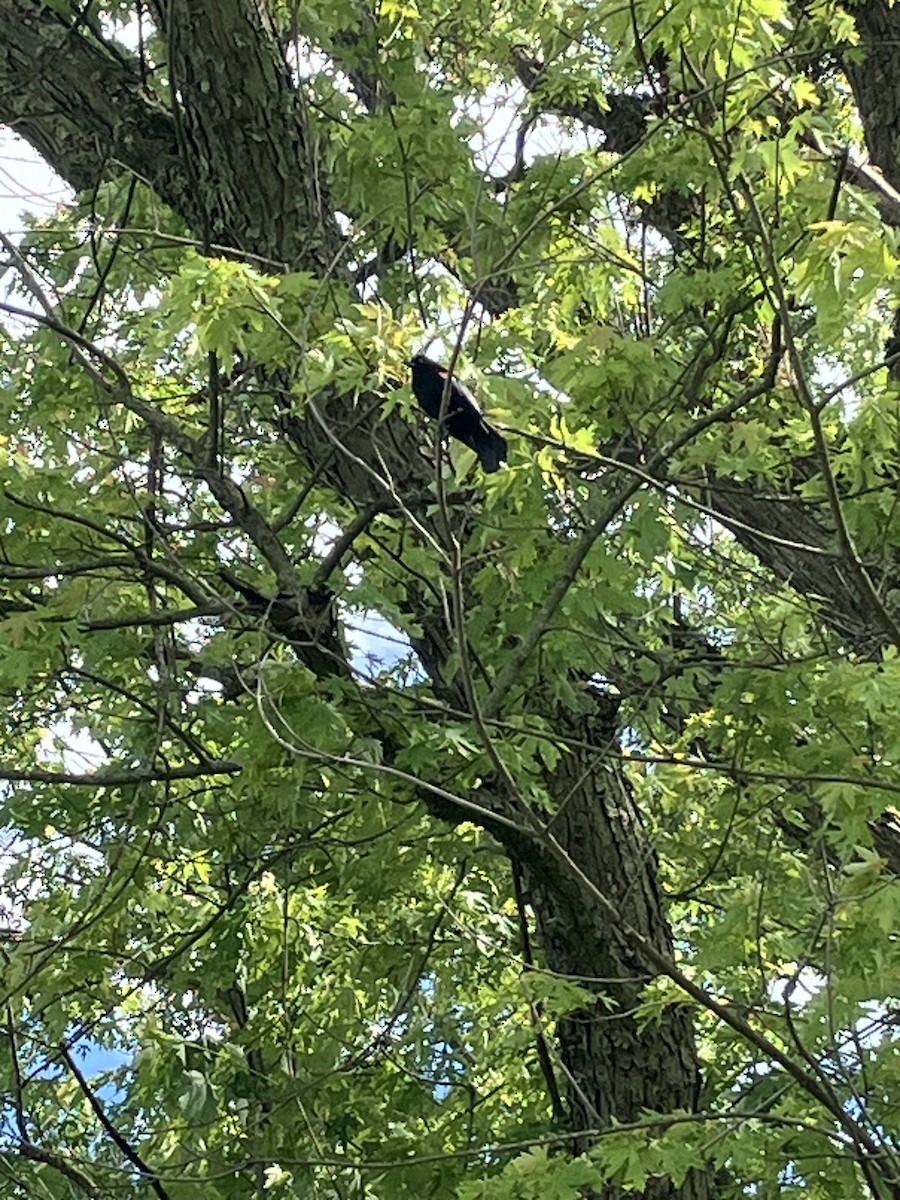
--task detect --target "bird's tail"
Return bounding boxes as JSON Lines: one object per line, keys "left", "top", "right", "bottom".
{"left": 477, "top": 429, "right": 508, "bottom": 474}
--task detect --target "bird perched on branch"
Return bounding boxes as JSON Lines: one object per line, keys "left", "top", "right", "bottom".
{"left": 409, "top": 353, "right": 508, "bottom": 473}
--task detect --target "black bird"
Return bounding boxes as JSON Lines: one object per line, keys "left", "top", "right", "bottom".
{"left": 409, "top": 353, "right": 508, "bottom": 473}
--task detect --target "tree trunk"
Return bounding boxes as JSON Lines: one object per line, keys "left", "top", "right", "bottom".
{"left": 526, "top": 714, "right": 709, "bottom": 1199}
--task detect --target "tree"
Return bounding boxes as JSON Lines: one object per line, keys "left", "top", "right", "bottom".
{"left": 0, "top": 0, "right": 899, "bottom": 1196}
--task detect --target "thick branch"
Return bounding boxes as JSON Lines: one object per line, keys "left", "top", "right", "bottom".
{"left": 842, "top": 0, "right": 900, "bottom": 193}
{"left": 0, "top": 0, "right": 188, "bottom": 207}
{"left": 145, "top": 0, "right": 343, "bottom": 269}
{"left": 510, "top": 48, "right": 651, "bottom": 153}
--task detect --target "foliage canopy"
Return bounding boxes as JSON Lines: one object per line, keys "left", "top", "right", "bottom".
{"left": 2, "top": 0, "right": 900, "bottom": 1198}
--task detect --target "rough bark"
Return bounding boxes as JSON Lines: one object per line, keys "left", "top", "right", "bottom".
{"left": 698, "top": 471, "right": 898, "bottom": 655}
{"left": 841, "top": 0, "right": 900, "bottom": 194}
{"left": 0, "top": 1, "right": 188, "bottom": 212}
{"left": 408, "top": 611, "right": 708, "bottom": 1194}
{"left": 144, "top": 0, "right": 342, "bottom": 269}
{"left": 528, "top": 716, "right": 708, "bottom": 1200}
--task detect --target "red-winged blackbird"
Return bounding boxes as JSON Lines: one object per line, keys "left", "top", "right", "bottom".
{"left": 409, "top": 353, "right": 508, "bottom": 473}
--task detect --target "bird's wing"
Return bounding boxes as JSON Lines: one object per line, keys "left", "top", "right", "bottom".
{"left": 436, "top": 366, "right": 484, "bottom": 415}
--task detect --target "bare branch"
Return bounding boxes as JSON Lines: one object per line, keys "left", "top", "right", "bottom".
{"left": 60, "top": 1042, "right": 171, "bottom": 1200}
{"left": 0, "top": 763, "right": 240, "bottom": 785}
